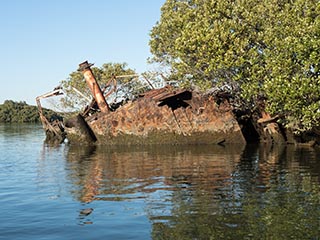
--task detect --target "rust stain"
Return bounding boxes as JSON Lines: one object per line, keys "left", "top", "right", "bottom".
{"left": 78, "top": 61, "right": 110, "bottom": 113}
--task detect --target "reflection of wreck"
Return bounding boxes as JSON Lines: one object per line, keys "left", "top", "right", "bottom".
{"left": 37, "top": 60, "right": 287, "bottom": 145}
{"left": 66, "top": 144, "right": 245, "bottom": 203}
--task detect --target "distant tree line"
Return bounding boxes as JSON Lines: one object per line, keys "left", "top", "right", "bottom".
{"left": 0, "top": 100, "right": 58, "bottom": 123}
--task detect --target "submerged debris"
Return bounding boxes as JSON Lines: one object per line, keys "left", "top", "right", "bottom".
{"left": 80, "top": 208, "right": 93, "bottom": 216}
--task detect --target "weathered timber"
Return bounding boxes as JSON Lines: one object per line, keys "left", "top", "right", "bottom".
{"left": 251, "top": 111, "right": 285, "bottom": 145}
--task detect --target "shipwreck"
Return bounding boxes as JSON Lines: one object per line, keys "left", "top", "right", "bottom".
{"left": 37, "top": 61, "right": 293, "bottom": 146}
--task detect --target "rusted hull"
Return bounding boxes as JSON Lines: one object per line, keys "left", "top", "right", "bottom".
{"left": 65, "top": 91, "right": 246, "bottom": 145}
{"left": 37, "top": 61, "right": 297, "bottom": 146}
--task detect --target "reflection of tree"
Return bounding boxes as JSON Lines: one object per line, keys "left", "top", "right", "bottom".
{"left": 64, "top": 143, "right": 319, "bottom": 239}
{"left": 242, "top": 145, "right": 320, "bottom": 239}
{"left": 152, "top": 184, "right": 319, "bottom": 240}
{"left": 244, "top": 184, "right": 319, "bottom": 239}
{"left": 285, "top": 145, "right": 320, "bottom": 184}
{"left": 151, "top": 144, "right": 320, "bottom": 240}
{"left": 152, "top": 188, "right": 248, "bottom": 240}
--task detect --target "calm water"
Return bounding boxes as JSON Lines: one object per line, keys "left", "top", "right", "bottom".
{"left": 0, "top": 124, "right": 319, "bottom": 240}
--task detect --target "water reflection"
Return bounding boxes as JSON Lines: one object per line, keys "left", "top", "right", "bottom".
{"left": 148, "top": 144, "right": 319, "bottom": 239}
{"left": 65, "top": 144, "right": 245, "bottom": 204}
{"left": 40, "top": 142, "right": 319, "bottom": 239}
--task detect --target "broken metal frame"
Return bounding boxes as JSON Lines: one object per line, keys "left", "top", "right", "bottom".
{"left": 36, "top": 88, "right": 64, "bottom": 140}
{"left": 81, "top": 72, "right": 152, "bottom": 116}
{"left": 37, "top": 60, "right": 181, "bottom": 144}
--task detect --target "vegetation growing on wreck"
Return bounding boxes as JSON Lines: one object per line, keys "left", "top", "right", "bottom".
{"left": 59, "top": 62, "right": 150, "bottom": 111}
{"left": 37, "top": 0, "right": 320, "bottom": 146}
{"left": 149, "top": 0, "right": 320, "bottom": 133}
{"left": 0, "top": 100, "right": 61, "bottom": 123}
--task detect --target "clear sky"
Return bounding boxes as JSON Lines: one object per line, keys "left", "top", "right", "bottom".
{"left": 1, "top": 0, "right": 165, "bottom": 106}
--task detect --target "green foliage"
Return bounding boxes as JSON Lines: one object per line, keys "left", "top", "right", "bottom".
{"left": 150, "top": 0, "right": 320, "bottom": 131}
{"left": 262, "top": 0, "right": 320, "bottom": 132}
{"left": 60, "top": 63, "right": 148, "bottom": 110}
{"left": 0, "top": 100, "right": 56, "bottom": 123}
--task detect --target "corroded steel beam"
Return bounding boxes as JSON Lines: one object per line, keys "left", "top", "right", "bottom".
{"left": 78, "top": 61, "right": 110, "bottom": 113}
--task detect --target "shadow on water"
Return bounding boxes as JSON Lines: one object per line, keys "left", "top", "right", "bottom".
{"left": 59, "top": 143, "right": 320, "bottom": 239}
{"left": 65, "top": 144, "right": 245, "bottom": 203}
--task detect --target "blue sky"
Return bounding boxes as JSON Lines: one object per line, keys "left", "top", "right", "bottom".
{"left": 1, "top": 0, "right": 165, "bottom": 105}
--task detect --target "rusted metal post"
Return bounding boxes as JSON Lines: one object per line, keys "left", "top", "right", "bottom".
{"left": 78, "top": 61, "right": 110, "bottom": 113}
